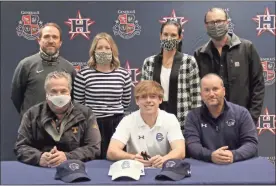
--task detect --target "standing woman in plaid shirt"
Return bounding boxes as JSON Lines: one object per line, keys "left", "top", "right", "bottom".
{"left": 141, "top": 20, "right": 202, "bottom": 131}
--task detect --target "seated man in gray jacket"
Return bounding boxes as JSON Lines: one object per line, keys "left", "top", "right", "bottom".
{"left": 14, "top": 71, "right": 101, "bottom": 167}
{"left": 184, "top": 73, "right": 258, "bottom": 164}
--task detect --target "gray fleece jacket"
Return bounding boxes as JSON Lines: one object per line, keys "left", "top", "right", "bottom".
{"left": 11, "top": 52, "right": 76, "bottom": 117}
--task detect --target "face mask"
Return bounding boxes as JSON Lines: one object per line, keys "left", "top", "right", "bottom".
{"left": 160, "top": 38, "right": 179, "bottom": 51}
{"left": 207, "top": 23, "right": 228, "bottom": 41}
{"left": 39, "top": 48, "right": 59, "bottom": 62}
{"left": 95, "top": 52, "right": 113, "bottom": 65}
{"left": 47, "top": 95, "right": 71, "bottom": 108}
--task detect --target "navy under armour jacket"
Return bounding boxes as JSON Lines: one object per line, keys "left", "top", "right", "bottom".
{"left": 183, "top": 100, "right": 258, "bottom": 162}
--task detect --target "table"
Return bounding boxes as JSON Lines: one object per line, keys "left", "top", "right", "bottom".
{"left": 1, "top": 157, "right": 275, "bottom": 185}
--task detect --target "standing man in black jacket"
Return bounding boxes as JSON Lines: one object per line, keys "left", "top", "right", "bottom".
{"left": 194, "top": 8, "right": 265, "bottom": 124}
{"left": 11, "top": 22, "right": 76, "bottom": 118}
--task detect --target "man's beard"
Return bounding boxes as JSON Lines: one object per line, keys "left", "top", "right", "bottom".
{"left": 42, "top": 47, "right": 58, "bottom": 56}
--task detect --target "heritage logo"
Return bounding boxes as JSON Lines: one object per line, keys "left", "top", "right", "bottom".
{"left": 261, "top": 57, "right": 275, "bottom": 86}
{"left": 113, "top": 10, "right": 141, "bottom": 39}
{"left": 71, "top": 62, "right": 87, "bottom": 72}
{"left": 16, "top": 11, "right": 43, "bottom": 40}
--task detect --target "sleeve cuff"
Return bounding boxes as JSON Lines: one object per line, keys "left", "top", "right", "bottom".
{"left": 64, "top": 152, "right": 73, "bottom": 160}
{"left": 204, "top": 151, "right": 213, "bottom": 162}
{"left": 111, "top": 137, "right": 127, "bottom": 145}
{"left": 231, "top": 150, "right": 237, "bottom": 162}
{"left": 36, "top": 151, "right": 43, "bottom": 166}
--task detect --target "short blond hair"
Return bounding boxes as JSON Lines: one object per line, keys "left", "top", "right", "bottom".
{"left": 135, "top": 80, "right": 164, "bottom": 99}
{"left": 87, "top": 32, "right": 120, "bottom": 69}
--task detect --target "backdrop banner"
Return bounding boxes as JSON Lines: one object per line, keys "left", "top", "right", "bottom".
{"left": 1, "top": 1, "right": 275, "bottom": 164}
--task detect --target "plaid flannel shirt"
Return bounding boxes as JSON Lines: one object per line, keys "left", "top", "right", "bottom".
{"left": 141, "top": 53, "right": 202, "bottom": 129}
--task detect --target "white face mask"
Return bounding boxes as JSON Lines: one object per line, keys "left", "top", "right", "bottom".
{"left": 47, "top": 95, "right": 71, "bottom": 107}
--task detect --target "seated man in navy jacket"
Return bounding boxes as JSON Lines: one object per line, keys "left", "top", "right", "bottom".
{"left": 184, "top": 73, "right": 258, "bottom": 164}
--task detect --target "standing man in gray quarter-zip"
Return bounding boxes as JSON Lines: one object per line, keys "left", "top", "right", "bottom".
{"left": 11, "top": 23, "right": 76, "bottom": 118}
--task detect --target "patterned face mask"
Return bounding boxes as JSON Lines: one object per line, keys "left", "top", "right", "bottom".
{"left": 160, "top": 38, "right": 179, "bottom": 51}
{"left": 94, "top": 52, "right": 113, "bottom": 65}
{"left": 39, "top": 48, "right": 59, "bottom": 62}
{"left": 207, "top": 23, "right": 228, "bottom": 41}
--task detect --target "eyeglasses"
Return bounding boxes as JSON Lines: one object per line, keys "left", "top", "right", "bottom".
{"left": 205, "top": 20, "right": 227, "bottom": 26}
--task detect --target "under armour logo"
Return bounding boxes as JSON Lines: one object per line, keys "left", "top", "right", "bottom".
{"left": 138, "top": 135, "right": 144, "bottom": 139}
{"left": 201, "top": 123, "right": 207, "bottom": 128}
{"left": 187, "top": 170, "right": 191, "bottom": 175}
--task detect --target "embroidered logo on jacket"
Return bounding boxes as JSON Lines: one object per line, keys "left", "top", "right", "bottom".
{"left": 226, "top": 119, "right": 235, "bottom": 127}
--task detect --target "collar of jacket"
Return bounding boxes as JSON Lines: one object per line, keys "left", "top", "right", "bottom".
{"left": 199, "top": 33, "right": 242, "bottom": 55}
{"left": 153, "top": 51, "right": 183, "bottom": 116}
{"left": 39, "top": 101, "right": 85, "bottom": 129}
{"left": 200, "top": 98, "right": 231, "bottom": 120}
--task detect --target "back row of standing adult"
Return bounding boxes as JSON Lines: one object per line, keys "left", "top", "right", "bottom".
{"left": 73, "top": 33, "right": 132, "bottom": 159}
{"left": 194, "top": 8, "right": 264, "bottom": 124}
{"left": 142, "top": 7, "right": 264, "bottom": 127}
{"left": 11, "top": 23, "right": 131, "bottom": 159}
